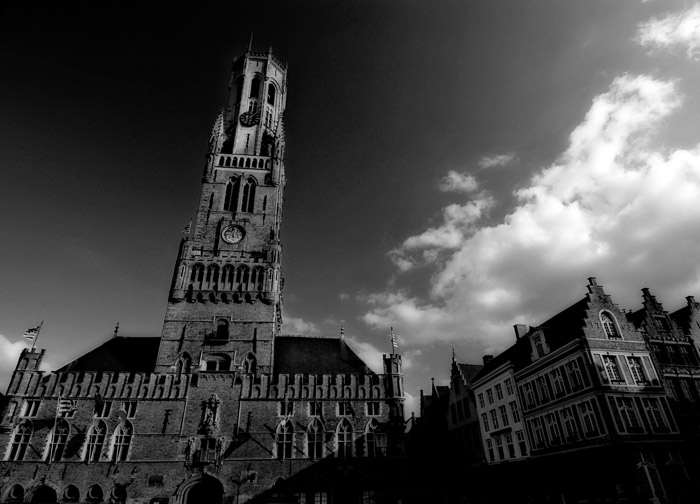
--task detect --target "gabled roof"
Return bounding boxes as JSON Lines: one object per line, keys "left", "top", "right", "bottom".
{"left": 57, "top": 337, "right": 160, "bottom": 373}
{"left": 274, "top": 336, "right": 375, "bottom": 376}
{"left": 455, "top": 362, "right": 483, "bottom": 385}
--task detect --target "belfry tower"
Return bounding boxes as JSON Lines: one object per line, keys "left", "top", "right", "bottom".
{"left": 155, "top": 48, "right": 288, "bottom": 374}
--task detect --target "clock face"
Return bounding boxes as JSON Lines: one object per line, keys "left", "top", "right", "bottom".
{"left": 239, "top": 111, "right": 260, "bottom": 127}
{"left": 221, "top": 225, "right": 244, "bottom": 244}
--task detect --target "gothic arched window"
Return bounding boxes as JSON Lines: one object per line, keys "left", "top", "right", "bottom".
{"left": 8, "top": 420, "right": 32, "bottom": 460}
{"left": 250, "top": 77, "right": 261, "bottom": 98}
{"left": 86, "top": 484, "right": 104, "bottom": 503}
{"left": 222, "top": 265, "right": 235, "bottom": 290}
{"left": 177, "top": 353, "right": 192, "bottom": 376}
{"left": 276, "top": 421, "right": 294, "bottom": 460}
{"left": 6, "top": 484, "right": 24, "bottom": 502}
{"left": 205, "top": 264, "right": 219, "bottom": 290}
{"left": 242, "top": 354, "right": 257, "bottom": 374}
{"left": 235, "top": 265, "right": 250, "bottom": 290}
{"left": 63, "top": 485, "right": 80, "bottom": 503}
{"left": 601, "top": 312, "right": 621, "bottom": 339}
{"left": 241, "top": 178, "right": 256, "bottom": 213}
{"left": 267, "top": 83, "right": 276, "bottom": 105}
{"left": 307, "top": 420, "right": 324, "bottom": 460}
{"left": 336, "top": 420, "right": 353, "bottom": 458}
{"left": 112, "top": 422, "right": 132, "bottom": 462}
{"left": 224, "top": 179, "right": 240, "bottom": 212}
{"left": 190, "top": 264, "right": 204, "bottom": 288}
{"left": 251, "top": 266, "right": 265, "bottom": 292}
{"left": 47, "top": 419, "right": 70, "bottom": 461}
{"left": 85, "top": 420, "right": 106, "bottom": 462}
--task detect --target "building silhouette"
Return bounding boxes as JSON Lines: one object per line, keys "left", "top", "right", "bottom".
{"left": 0, "top": 48, "right": 406, "bottom": 504}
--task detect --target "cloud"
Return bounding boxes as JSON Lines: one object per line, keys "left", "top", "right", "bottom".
{"left": 365, "top": 74, "right": 700, "bottom": 358}
{"left": 346, "top": 336, "right": 384, "bottom": 374}
{"left": 438, "top": 171, "right": 478, "bottom": 193}
{"left": 338, "top": 293, "right": 350, "bottom": 301}
{"left": 636, "top": 4, "right": 700, "bottom": 60}
{"left": 281, "top": 315, "right": 320, "bottom": 335}
{"left": 478, "top": 153, "right": 517, "bottom": 169}
{"left": 0, "top": 335, "right": 29, "bottom": 393}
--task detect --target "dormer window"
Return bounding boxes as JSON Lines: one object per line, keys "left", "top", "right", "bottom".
{"left": 601, "top": 312, "right": 621, "bottom": 339}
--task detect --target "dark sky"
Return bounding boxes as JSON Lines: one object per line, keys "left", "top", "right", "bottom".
{"left": 3, "top": 1, "right": 700, "bottom": 412}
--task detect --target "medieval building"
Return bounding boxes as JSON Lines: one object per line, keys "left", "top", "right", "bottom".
{"left": 0, "top": 48, "right": 405, "bottom": 504}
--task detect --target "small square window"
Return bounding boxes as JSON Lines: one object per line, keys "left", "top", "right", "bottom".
{"left": 366, "top": 401, "right": 380, "bottom": 416}
{"left": 308, "top": 401, "right": 322, "bottom": 417}
{"left": 338, "top": 401, "right": 354, "bottom": 417}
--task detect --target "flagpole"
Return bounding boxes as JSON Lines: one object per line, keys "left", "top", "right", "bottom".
{"left": 31, "top": 321, "right": 44, "bottom": 351}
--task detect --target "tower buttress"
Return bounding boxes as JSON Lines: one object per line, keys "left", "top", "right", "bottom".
{"left": 156, "top": 49, "right": 288, "bottom": 374}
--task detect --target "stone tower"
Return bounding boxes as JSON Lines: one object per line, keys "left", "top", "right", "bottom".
{"left": 155, "top": 48, "right": 288, "bottom": 375}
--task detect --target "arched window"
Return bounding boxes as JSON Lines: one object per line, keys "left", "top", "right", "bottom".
{"left": 267, "top": 83, "right": 276, "bottom": 105}
{"left": 307, "top": 420, "right": 324, "bottom": 460}
{"left": 110, "top": 485, "right": 127, "bottom": 504}
{"left": 112, "top": 422, "right": 132, "bottom": 462}
{"left": 276, "top": 421, "right": 294, "bottom": 460}
{"left": 63, "top": 485, "right": 80, "bottom": 503}
{"left": 241, "top": 178, "right": 256, "bottom": 213}
{"left": 242, "top": 354, "right": 257, "bottom": 374}
{"left": 224, "top": 179, "right": 240, "bottom": 212}
{"left": 601, "top": 312, "right": 621, "bottom": 339}
{"left": 6, "top": 484, "right": 24, "bottom": 503}
{"left": 86, "top": 484, "right": 104, "bottom": 503}
{"left": 365, "top": 420, "right": 378, "bottom": 458}
{"left": 46, "top": 419, "right": 69, "bottom": 461}
{"left": 250, "top": 77, "right": 260, "bottom": 98}
{"left": 251, "top": 266, "right": 265, "bottom": 292}
{"left": 177, "top": 354, "right": 192, "bottom": 376}
{"left": 8, "top": 420, "right": 32, "bottom": 460}
{"left": 85, "top": 420, "right": 106, "bottom": 462}
{"left": 221, "top": 265, "right": 235, "bottom": 290}
{"left": 190, "top": 264, "right": 204, "bottom": 288}
{"left": 216, "top": 319, "right": 229, "bottom": 340}
{"left": 235, "top": 265, "right": 250, "bottom": 290}
{"left": 336, "top": 420, "right": 353, "bottom": 458}
{"left": 205, "top": 264, "right": 219, "bottom": 290}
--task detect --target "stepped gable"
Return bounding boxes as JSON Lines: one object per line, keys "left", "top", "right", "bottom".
{"left": 56, "top": 336, "right": 160, "bottom": 372}
{"left": 274, "top": 335, "right": 375, "bottom": 376}
{"left": 456, "top": 362, "right": 483, "bottom": 384}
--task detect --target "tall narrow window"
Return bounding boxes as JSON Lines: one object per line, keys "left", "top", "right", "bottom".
{"left": 509, "top": 401, "right": 520, "bottom": 423}
{"left": 216, "top": 319, "right": 229, "bottom": 340}
{"left": 190, "top": 264, "right": 204, "bottom": 289}
{"left": 8, "top": 420, "right": 32, "bottom": 460}
{"left": 177, "top": 354, "right": 192, "bottom": 376}
{"left": 224, "top": 180, "right": 240, "bottom": 212}
{"left": 365, "top": 420, "right": 378, "bottom": 457}
{"left": 307, "top": 420, "right": 324, "bottom": 460}
{"left": 242, "top": 354, "right": 257, "bottom": 374}
{"left": 85, "top": 420, "right": 106, "bottom": 462}
{"left": 579, "top": 401, "right": 600, "bottom": 437}
{"left": 222, "top": 265, "right": 235, "bottom": 290}
{"left": 267, "top": 83, "right": 276, "bottom": 105}
{"left": 643, "top": 398, "right": 669, "bottom": 433}
{"left": 603, "top": 355, "right": 623, "bottom": 382}
{"left": 205, "top": 265, "right": 219, "bottom": 290}
{"left": 336, "top": 420, "right": 353, "bottom": 458}
{"left": 250, "top": 77, "right": 261, "bottom": 98}
{"left": 252, "top": 266, "right": 265, "bottom": 292}
{"left": 47, "top": 419, "right": 70, "bottom": 461}
{"left": 627, "top": 357, "right": 647, "bottom": 384}
{"left": 601, "top": 312, "right": 621, "bottom": 339}
{"left": 276, "top": 421, "right": 294, "bottom": 460}
{"left": 241, "top": 179, "right": 256, "bottom": 213}
{"left": 235, "top": 265, "right": 250, "bottom": 290}
{"left": 112, "top": 421, "right": 133, "bottom": 461}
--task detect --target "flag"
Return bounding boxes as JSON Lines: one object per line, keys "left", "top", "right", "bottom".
{"left": 391, "top": 327, "right": 398, "bottom": 349}
{"left": 58, "top": 399, "right": 77, "bottom": 415}
{"left": 23, "top": 326, "right": 40, "bottom": 341}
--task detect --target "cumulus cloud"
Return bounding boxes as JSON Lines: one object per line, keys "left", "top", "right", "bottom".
{"left": 478, "top": 153, "right": 517, "bottom": 169}
{"left": 365, "top": 74, "right": 700, "bottom": 356}
{"left": 438, "top": 171, "right": 479, "bottom": 193}
{"left": 346, "top": 336, "right": 384, "bottom": 374}
{"left": 281, "top": 315, "right": 320, "bottom": 335}
{"left": 0, "top": 335, "right": 29, "bottom": 392}
{"left": 636, "top": 4, "right": 700, "bottom": 60}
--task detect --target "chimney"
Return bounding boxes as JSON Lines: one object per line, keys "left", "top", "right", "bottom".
{"left": 482, "top": 355, "right": 494, "bottom": 365}
{"left": 513, "top": 324, "right": 530, "bottom": 341}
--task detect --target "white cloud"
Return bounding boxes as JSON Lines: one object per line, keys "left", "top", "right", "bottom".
{"left": 404, "top": 391, "right": 419, "bottom": 418}
{"left": 281, "top": 315, "right": 320, "bottom": 335}
{"left": 365, "top": 74, "right": 700, "bottom": 358}
{"left": 0, "top": 335, "right": 30, "bottom": 393}
{"left": 346, "top": 336, "right": 384, "bottom": 374}
{"left": 478, "top": 153, "right": 517, "bottom": 169}
{"left": 438, "top": 171, "right": 478, "bottom": 193}
{"left": 637, "top": 4, "right": 700, "bottom": 60}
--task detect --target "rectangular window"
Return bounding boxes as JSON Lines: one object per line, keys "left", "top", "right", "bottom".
{"left": 505, "top": 433, "right": 515, "bottom": 458}
{"left": 366, "top": 401, "right": 380, "bottom": 416}
{"left": 545, "top": 413, "right": 561, "bottom": 445}
{"left": 478, "top": 392, "right": 485, "bottom": 408}
{"left": 642, "top": 398, "right": 669, "bottom": 433}
{"left": 627, "top": 357, "right": 647, "bottom": 385}
{"left": 551, "top": 368, "right": 565, "bottom": 396}
{"left": 578, "top": 401, "right": 600, "bottom": 437}
{"left": 495, "top": 436, "right": 504, "bottom": 460}
{"left": 309, "top": 401, "right": 323, "bottom": 417}
{"left": 486, "top": 439, "right": 494, "bottom": 462}
{"left": 536, "top": 376, "right": 550, "bottom": 403}
{"left": 516, "top": 430, "right": 527, "bottom": 456}
{"left": 505, "top": 378, "right": 514, "bottom": 396}
{"left": 566, "top": 360, "right": 584, "bottom": 390}
{"left": 486, "top": 389, "right": 494, "bottom": 405}
{"left": 616, "top": 397, "right": 643, "bottom": 433}
{"left": 22, "top": 400, "right": 41, "bottom": 417}
{"left": 532, "top": 417, "right": 546, "bottom": 449}
{"left": 122, "top": 401, "right": 138, "bottom": 419}
{"left": 603, "top": 355, "right": 623, "bottom": 383}
{"left": 490, "top": 409, "right": 499, "bottom": 430}
{"left": 561, "top": 407, "right": 579, "bottom": 442}
{"left": 481, "top": 413, "right": 489, "bottom": 432}
{"left": 495, "top": 384, "right": 503, "bottom": 401}
{"left": 95, "top": 400, "right": 112, "bottom": 418}
{"left": 523, "top": 382, "right": 536, "bottom": 408}
{"left": 499, "top": 405, "right": 509, "bottom": 427}
{"left": 279, "top": 400, "right": 295, "bottom": 417}
{"left": 337, "top": 401, "right": 353, "bottom": 417}
{"left": 509, "top": 401, "right": 520, "bottom": 423}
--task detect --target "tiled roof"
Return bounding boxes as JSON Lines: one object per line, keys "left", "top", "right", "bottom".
{"left": 57, "top": 337, "right": 161, "bottom": 373}
{"left": 274, "top": 336, "right": 375, "bottom": 376}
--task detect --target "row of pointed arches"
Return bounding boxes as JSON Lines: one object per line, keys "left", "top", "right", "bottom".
{"left": 223, "top": 177, "right": 256, "bottom": 213}
{"left": 176, "top": 352, "right": 257, "bottom": 374}
{"left": 3, "top": 483, "right": 124, "bottom": 503}
{"left": 5, "top": 419, "right": 132, "bottom": 463}
{"left": 275, "top": 419, "right": 386, "bottom": 460}
{"left": 187, "top": 263, "right": 273, "bottom": 293}
{"left": 217, "top": 156, "right": 270, "bottom": 170}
